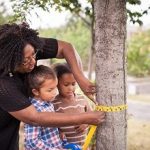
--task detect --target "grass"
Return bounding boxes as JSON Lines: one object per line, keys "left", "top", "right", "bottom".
{"left": 128, "top": 119, "right": 150, "bottom": 150}
{"left": 127, "top": 94, "right": 150, "bottom": 149}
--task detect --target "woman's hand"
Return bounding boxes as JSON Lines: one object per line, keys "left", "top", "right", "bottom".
{"left": 77, "top": 77, "right": 97, "bottom": 104}
{"left": 85, "top": 111, "right": 105, "bottom": 125}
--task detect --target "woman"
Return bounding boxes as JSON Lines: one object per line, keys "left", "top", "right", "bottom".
{"left": 0, "top": 23, "right": 104, "bottom": 150}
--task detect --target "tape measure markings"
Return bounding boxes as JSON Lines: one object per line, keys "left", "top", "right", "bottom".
{"left": 82, "top": 104, "right": 127, "bottom": 150}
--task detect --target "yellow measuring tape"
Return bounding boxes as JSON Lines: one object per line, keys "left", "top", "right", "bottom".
{"left": 82, "top": 104, "right": 127, "bottom": 150}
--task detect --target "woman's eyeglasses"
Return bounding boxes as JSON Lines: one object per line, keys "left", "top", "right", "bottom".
{"left": 22, "top": 50, "right": 39, "bottom": 66}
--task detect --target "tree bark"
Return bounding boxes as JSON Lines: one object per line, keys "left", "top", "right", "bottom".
{"left": 94, "top": 0, "right": 127, "bottom": 150}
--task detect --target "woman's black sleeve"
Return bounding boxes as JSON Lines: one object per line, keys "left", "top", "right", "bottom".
{"left": 37, "top": 37, "right": 58, "bottom": 60}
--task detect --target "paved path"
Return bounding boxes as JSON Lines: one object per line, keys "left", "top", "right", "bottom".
{"left": 128, "top": 100, "right": 150, "bottom": 121}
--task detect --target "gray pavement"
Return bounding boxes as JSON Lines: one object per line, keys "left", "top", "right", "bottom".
{"left": 127, "top": 100, "right": 150, "bottom": 121}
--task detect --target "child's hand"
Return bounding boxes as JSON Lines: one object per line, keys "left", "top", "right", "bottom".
{"left": 74, "top": 124, "right": 89, "bottom": 133}
{"left": 59, "top": 132, "right": 66, "bottom": 140}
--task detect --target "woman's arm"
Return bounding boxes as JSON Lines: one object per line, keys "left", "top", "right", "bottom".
{"left": 56, "top": 40, "right": 96, "bottom": 102}
{"left": 9, "top": 105, "right": 105, "bottom": 127}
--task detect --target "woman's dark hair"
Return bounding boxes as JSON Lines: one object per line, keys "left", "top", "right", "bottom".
{"left": 53, "top": 63, "right": 72, "bottom": 79}
{"left": 0, "top": 22, "right": 42, "bottom": 76}
{"left": 27, "top": 65, "right": 57, "bottom": 97}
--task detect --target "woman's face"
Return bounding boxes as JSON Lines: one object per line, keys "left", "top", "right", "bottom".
{"left": 16, "top": 44, "right": 37, "bottom": 73}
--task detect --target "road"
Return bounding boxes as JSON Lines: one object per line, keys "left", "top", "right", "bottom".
{"left": 128, "top": 100, "right": 150, "bottom": 121}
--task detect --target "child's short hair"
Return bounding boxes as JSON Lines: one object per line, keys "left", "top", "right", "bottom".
{"left": 53, "top": 63, "right": 72, "bottom": 79}
{"left": 27, "top": 65, "right": 56, "bottom": 97}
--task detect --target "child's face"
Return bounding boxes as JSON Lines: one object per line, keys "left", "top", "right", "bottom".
{"left": 33, "top": 78, "right": 58, "bottom": 101}
{"left": 58, "top": 73, "right": 76, "bottom": 98}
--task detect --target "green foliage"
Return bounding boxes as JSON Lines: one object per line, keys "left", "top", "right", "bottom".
{"left": 127, "top": 0, "right": 150, "bottom": 25}
{"left": 127, "top": 30, "right": 150, "bottom": 77}
{"left": 10, "top": 0, "right": 150, "bottom": 26}
{"left": 39, "top": 19, "right": 91, "bottom": 69}
{"left": 127, "top": 9, "right": 150, "bottom": 26}
{"left": 0, "top": 2, "right": 12, "bottom": 24}
{"left": 127, "top": 0, "right": 141, "bottom": 5}
{"left": 10, "top": 0, "right": 92, "bottom": 27}
{"left": 10, "top": 0, "right": 51, "bottom": 22}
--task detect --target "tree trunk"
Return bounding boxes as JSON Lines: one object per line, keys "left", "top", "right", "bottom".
{"left": 94, "top": 0, "right": 127, "bottom": 150}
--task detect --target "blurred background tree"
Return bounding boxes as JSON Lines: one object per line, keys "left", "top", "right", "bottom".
{"left": 1, "top": 0, "right": 150, "bottom": 78}
{"left": 39, "top": 18, "right": 91, "bottom": 70}
{"left": 127, "top": 29, "right": 150, "bottom": 77}
{"left": 9, "top": 0, "right": 150, "bottom": 79}
{"left": 0, "top": 2, "right": 12, "bottom": 24}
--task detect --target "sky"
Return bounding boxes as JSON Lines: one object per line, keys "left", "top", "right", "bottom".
{"left": 26, "top": 0, "right": 90, "bottom": 29}
{"left": 28, "top": 0, "right": 150, "bottom": 29}
{"left": 127, "top": 0, "right": 150, "bottom": 28}
{"left": 27, "top": 8, "right": 71, "bottom": 29}
{"left": 1, "top": 0, "right": 150, "bottom": 29}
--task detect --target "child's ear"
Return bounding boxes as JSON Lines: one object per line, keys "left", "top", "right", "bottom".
{"left": 32, "top": 89, "right": 39, "bottom": 96}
